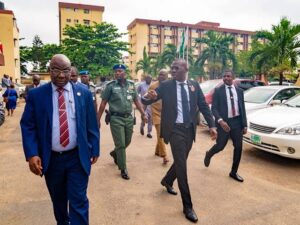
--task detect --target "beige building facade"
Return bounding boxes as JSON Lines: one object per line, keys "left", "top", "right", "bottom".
{"left": 59, "top": 2, "right": 104, "bottom": 42}
{"left": 128, "top": 19, "right": 256, "bottom": 80}
{"left": 0, "top": 9, "right": 20, "bottom": 83}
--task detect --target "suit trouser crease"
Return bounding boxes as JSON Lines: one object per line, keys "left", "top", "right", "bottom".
{"left": 110, "top": 116, "right": 134, "bottom": 170}
{"left": 45, "top": 150, "right": 89, "bottom": 225}
{"left": 208, "top": 118, "right": 243, "bottom": 173}
{"left": 154, "top": 124, "right": 167, "bottom": 157}
{"left": 163, "top": 125, "right": 194, "bottom": 209}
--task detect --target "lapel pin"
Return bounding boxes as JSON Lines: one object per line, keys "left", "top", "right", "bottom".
{"left": 190, "top": 85, "right": 195, "bottom": 92}
{"left": 77, "top": 92, "right": 81, "bottom": 96}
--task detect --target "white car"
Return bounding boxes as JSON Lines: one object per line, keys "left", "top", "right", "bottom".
{"left": 14, "top": 83, "right": 26, "bottom": 98}
{"left": 268, "top": 81, "right": 294, "bottom": 86}
{"left": 243, "top": 94, "right": 300, "bottom": 159}
{"left": 244, "top": 86, "right": 300, "bottom": 114}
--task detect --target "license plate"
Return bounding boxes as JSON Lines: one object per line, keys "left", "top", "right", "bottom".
{"left": 250, "top": 134, "right": 261, "bottom": 144}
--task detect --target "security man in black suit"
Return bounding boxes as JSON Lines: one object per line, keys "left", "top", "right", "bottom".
{"left": 204, "top": 70, "right": 247, "bottom": 182}
{"left": 143, "top": 59, "right": 217, "bottom": 223}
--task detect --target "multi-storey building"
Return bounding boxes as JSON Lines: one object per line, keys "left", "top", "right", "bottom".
{"left": 0, "top": 2, "right": 20, "bottom": 83}
{"left": 59, "top": 2, "right": 104, "bottom": 42}
{"left": 128, "top": 19, "right": 256, "bottom": 80}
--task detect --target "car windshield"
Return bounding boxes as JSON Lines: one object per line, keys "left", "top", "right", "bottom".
{"left": 284, "top": 95, "right": 300, "bottom": 107}
{"left": 200, "top": 80, "right": 221, "bottom": 94}
{"left": 244, "top": 88, "right": 277, "bottom": 103}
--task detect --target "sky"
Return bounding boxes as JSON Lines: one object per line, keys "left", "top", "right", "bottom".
{"left": 4, "top": 0, "right": 300, "bottom": 46}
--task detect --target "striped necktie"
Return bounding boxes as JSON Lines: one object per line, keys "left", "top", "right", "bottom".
{"left": 57, "top": 88, "right": 69, "bottom": 147}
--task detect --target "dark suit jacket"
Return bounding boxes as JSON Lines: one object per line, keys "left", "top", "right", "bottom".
{"left": 142, "top": 79, "right": 215, "bottom": 144}
{"left": 24, "top": 84, "right": 35, "bottom": 101}
{"left": 212, "top": 84, "right": 247, "bottom": 128}
{"left": 20, "top": 82, "right": 100, "bottom": 175}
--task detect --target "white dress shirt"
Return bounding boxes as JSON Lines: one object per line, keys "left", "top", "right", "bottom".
{"left": 51, "top": 82, "right": 77, "bottom": 151}
{"left": 225, "top": 84, "right": 240, "bottom": 118}
{"left": 175, "top": 80, "right": 190, "bottom": 123}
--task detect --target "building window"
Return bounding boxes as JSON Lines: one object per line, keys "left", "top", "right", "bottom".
{"left": 150, "top": 34, "right": 158, "bottom": 38}
{"left": 150, "top": 43, "right": 159, "bottom": 47}
{"left": 164, "top": 36, "right": 172, "bottom": 39}
{"left": 66, "top": 7, "right": 72, "bottom": 11}
{"left": 164, "top": 26, "right": 171, "bottom": 31}
{"left": 14, "top": 38, "right": 18, "bottom": 47}
{"left": 66, "top": 19, "right": 71, "bottom": 23}
{"left": 150, "top": 25, "right": 158, "bottom": 29}
{"left": 84, "top": 9, "right": 90, "bottom": 14}
{"left": 74, "top": 19, "right": 79, "bottom": 23}
{"left": 83, "top": 20, "right": 90, "bottom": 25}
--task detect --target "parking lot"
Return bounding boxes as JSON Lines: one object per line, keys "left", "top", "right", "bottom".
{"left": 0, "top": 102, "right": 299, "bottom": 225}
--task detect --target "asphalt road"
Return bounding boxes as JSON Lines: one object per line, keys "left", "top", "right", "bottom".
{"left": 0, "top": 101, "right": 299, "bottom": 225}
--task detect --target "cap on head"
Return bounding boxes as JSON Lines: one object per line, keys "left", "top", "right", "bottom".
{"left": 113, "top": 64, "right": 126, "bottom": 70}
{"left": 79, "top": 70, "right": 89, "bottom": 75}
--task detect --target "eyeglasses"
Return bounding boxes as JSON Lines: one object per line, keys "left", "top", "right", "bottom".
{"left": 50, "top": 69, "right": 71, "bottom": 76}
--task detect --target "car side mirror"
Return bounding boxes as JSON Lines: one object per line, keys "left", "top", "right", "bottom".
{"left": 270, "top": 100, "right": 281, "bottom": 106}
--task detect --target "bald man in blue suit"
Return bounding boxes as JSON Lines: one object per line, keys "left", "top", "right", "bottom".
{"left": 20, "top": 54, "right": 100, "bottom": 225}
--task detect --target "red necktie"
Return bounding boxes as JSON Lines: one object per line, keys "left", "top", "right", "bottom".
{"left": 57, "top": 88, "right": 69, "bottom": 147}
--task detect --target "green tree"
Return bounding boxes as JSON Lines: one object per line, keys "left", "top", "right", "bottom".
{"left": 135, "top": 46, "right": 152, "bottom": 75}
{"left": 62, "top": 22, "right": 128, "bottom": 78}
{"left": 150, "top": 54, "right": 166, "bottom": 77}
{"left": 251, "top": 17, "right": 300, "bottom": 84}
{"left": 236, "top": 50, "right": 254, "bottom": 78}
{"left": 249, "top": 40, "right": 276, "bottom": 78}
{"left": 161, "top": 44, "right": 178, "bottom": 66}
{"left": 31, "top": 35, "right": 45, "bottom": 71}
{"left": 188, "top": 58, "right": 206, "bottom": 80}
{"left": 20, "top": 36, "right": 61, "bottom": 73}
{"left": 195, "top": 31, "right": 236, "bottom": 79}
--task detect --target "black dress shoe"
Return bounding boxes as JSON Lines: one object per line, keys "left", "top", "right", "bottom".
{"left": 204, "top": 151, "right": 211, "bottom": 167}
{"left": 110, "top": 151, "right": 117, "bottom": 165}
{"left": 121, "top": 169, "right": 130, "bottom": 180}
{"left": 140, "top": 128, "right": 144, "bottom": 135}
{"left": 161, "top": 180, "right": 177, "bottom": 195}
{"left": 229, "top": 172, "right": 244, "bottom": 182}
{"left": 183, "top": 208, "right": 198, "bottom": 223}
{"left": 146, "top": 133, "right": 152, "bottom": 138}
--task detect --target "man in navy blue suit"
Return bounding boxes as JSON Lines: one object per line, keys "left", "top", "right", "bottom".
{"left": 20, "top": 54, "right": 100, "bottom": 225}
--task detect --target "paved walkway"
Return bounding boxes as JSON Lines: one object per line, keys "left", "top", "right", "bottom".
{"left": 0, "top": 102, "right": 299, "bottom": 225}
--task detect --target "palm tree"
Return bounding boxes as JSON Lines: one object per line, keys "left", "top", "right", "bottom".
{"left": 150, "top": 54, "right": 166, "bottom": 77}
{"left": 195, "top": 31, "right": 236, "bottom": 79}
{"left": 161, "top": 44, "right": 178, "bottom": 67}
{"left": 249, "top": 40, "right": 276, "bottom": 79}
{"left": 135, "top": 46, "right": 152, "bottom": 75}
{"left": 251, "top": 17, "right": 300, "bottom": 84}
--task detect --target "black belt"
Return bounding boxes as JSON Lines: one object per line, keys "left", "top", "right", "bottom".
{"left": 111, "top": 112, "right": 132, "bottom": 118}
{"left": 175, "top": 123, "right": 192, "bottom": 128}
{"left": 52, "top": 146, "right": 78, "bottom": 155}
{"left": 228, "top": 116, "right": 241, "bottom": 120}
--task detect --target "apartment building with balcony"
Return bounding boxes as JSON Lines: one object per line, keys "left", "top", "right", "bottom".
{"left": 128, "top": 19, "right": 256, "bottom": 80}
{"left": 0, "top": 2, "right": 20, "bottom": 83}
{"left": 59, "top": 2, "right": 104, "bottom": 42}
